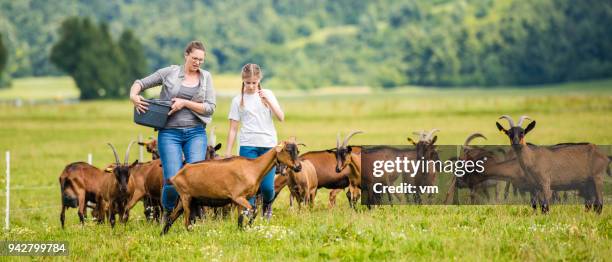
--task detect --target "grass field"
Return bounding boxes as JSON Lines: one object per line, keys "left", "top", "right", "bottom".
{"left": 0, "top": 77, "right": 610, "bottom": 260}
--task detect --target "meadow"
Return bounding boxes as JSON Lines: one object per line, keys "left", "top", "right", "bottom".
{"left": 0, "top": 77, "right": 610, "bottom": 260}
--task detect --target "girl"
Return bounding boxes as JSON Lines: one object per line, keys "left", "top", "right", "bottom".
{"left": 129, "top": 41, "right": 216, "bottom": 215}
{"left": 225, "top": 63, "right": 284, "bottom": 220}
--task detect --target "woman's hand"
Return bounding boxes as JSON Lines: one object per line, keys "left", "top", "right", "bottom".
{"left": 130, "top": 94, "right": 149, "bottom": 114}
{"left": 168, "top": 98, "right": 187, "bottom": 115}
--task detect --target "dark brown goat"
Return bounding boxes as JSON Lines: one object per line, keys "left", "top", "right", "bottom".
{"left": 59, "top": 162, "right": 106, "bottom": 228}
{"left": 162, "top": 140, "right": 302, "bottom": 234}
{"left": 497, "top": 115, "right": 608, "bottom": 213}
{"left": 99, "top": 142, "right": 136, "bottom": 227}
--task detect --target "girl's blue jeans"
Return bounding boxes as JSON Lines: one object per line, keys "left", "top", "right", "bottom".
{"left": 158, "top": 125, "right": 207, "bottom": 211}
{"left": 239, "top": 146, "right": 276, "bottom": 207}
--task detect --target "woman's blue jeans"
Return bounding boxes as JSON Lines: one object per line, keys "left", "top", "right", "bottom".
{"left": 239, "top": 146, "right": 276, "bottom": 207}
{"left": 158, "top": 125, "right": 207, "bottom": 211}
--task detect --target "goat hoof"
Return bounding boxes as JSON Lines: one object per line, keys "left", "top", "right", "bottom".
{"left": 161, "top": 222, "right": 172, "bottom": 235}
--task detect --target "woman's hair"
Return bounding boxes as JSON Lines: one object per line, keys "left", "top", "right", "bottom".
{"left": 240, "top": 63, "right": 264, "bottom": 108}
{"left": 184, "top": 41, "right": 206, "bottom": 55}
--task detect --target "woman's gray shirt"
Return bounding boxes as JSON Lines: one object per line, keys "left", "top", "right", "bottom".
{"left": 165, "top": 84, "right": 200, "bottom": 128}
{"left": 135, "top": 65, "right": 216, "bottom": 125}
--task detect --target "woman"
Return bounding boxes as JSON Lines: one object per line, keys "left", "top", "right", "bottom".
{"left": 225, "top": 63, "right": 284, "bottom": 221}
{"left": 129, "top": 41, "right": 216, "bottom": 215}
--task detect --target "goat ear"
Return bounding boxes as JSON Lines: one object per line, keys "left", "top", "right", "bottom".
{"left": 130, "top": 160, "right": 139, "bottom": 167}
{"left": 496, "top": 122, "right": 507, "bottom": 133}
{"left": 524, "top": 121, "right": 536, "bottom": 135}
{"left": 104, "top": 167, "right": 113, "bottom": 173}
{"left": 137, "top": 142, "right": 145, "bottom": 146}
{"left": 214, "top": 143, "right": 222, "bottom": 151}
{"left": 347, "top": 146, "right": 352, "bottom": 153}
{"left": 431, "top": 136, "right": 437, "bottom": 145}
{"left": 407, "top": 137, "right": 417, "bottom": 145}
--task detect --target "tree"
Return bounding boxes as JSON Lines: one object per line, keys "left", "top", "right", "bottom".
{"left": 118, "top": 30, "right": 147, "bottom": 85}
{"left": 0, "top": 34, "right": 7, "bottom": 86}
{"left": 50, "top": 17, "right": 133, "bottom": 100}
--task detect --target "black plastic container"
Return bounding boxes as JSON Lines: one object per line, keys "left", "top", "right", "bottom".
{"left": 133, "top": 99, "right": 172, "bottom": 129}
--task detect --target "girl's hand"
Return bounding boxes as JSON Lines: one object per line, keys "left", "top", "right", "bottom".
{"left": 131, "top": 94, "right": 149, "bottom": 114}
{"left": 258, "top": 90, "right": 269, "bottom": 104}
{"left": 168, "top": 98, "right": 187, "bottom": 115}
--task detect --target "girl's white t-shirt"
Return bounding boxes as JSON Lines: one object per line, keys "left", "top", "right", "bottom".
{"left": 228, "top": 89, "right": 280, "bottom": 147}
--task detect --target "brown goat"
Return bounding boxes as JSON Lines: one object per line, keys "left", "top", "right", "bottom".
{"left": 161, "top": 140, "right": 302, "bottom": 234}
{"left": 406, "top": 129, "right": 439, "bottom": 204}
{"left": 99, "top": 142, "right": 136, "bottom": 227}
{"left": 59, "top": 162, "right": 106, "bottom": 228}
{"left": 115, "top": 159, "right": 163, "bottom": 222}
{"left": 333, "top": 130, "right": 363, "bottom": 208}
{"left": 294, "top": 150, "right": 354, "bottom": 208}
{"left": 449, "top": 133, "right": 504, "bottom": 204}
{"left": 138, "top": 138, "right": 159, "bottom": 160}
{"left": 284, "top": 159, "right": 318, "bottom": 208}
{"left": 497, "top": 115, "right": 608, "bottom": 213}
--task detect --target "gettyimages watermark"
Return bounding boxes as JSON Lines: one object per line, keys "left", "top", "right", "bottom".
{"left": 359, "top": 145, "right": 612, "bottom": 205}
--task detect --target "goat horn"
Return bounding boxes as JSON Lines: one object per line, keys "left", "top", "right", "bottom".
{"left": 124, "top": 140, "right": 135, "bottom": 165}
{"left": 342, "top": 130, "right": 363, "bottom": 148}
{"left": 463, "top": 133, "right": 487, "bottom": 147}
{"left": 336, "top": 132, "right": 341, "bottom": 149}
{"left": 412, "top": 130, "right": 425, "bottom": 141}
{"left": 425, "top": 128, "right": 440, "bottom": 141}
{"left": 107, "top": 143, "right": 120, "bottom": 166}
{"left": 498, "top": 115, "right": 515, "bottom": 127}
{"left": 517, "top": 115, "right": 531, "bottom": 127}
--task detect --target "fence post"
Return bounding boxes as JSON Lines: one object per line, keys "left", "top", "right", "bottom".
{"left": 138, "top": 134, "right": 143, "bottom": 162}
{"left": 87, "top": 153, "right": 93, "bottom": 165}
{"left": 5, "top": 151, "right": 10, "bottom": 231}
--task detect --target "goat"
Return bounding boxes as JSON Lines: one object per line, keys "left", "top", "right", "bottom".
{"left": 59, "top": 162, "right": 106, "bottom": 228}
{"left": 283, "top": 159, "right": 318, "bottom": 209}
{"left": 333, "top": 130, "right": 363, "bottom": 208}
{"left": 161, "top": 139, "right": 302, "bottom": 234}
{"left": 406, "top": 129, "right": 439, "bottom": 204}
{"left": 497, "top": 115, "right": 608, "bottom": 213}
{"left": 206, "top": 126, "right": 223, "bottom": 160}
{"left": 115, "top": 159, "right": 163, "bottom": 223}
{"left": 138, "top": 137, "right": 159, "bottom": 160}
{"left": 99, "top": 142, "right": 136, "bottom": 227}
{"left": 297, "top": 149, "right": 355, "bottom": 208}
{"left": 359, "top": 146, "right": 411, "bottom": 206}
{"left": 450, "top": 133, "right": 504, "bottom": 204}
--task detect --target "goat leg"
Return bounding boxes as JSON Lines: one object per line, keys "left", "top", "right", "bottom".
{"left": 124, "top": 190, "right": 145, "bottom": 222}
{"left": 77, "top": 192, "right": 86, "bottom": 225}
{"left": 328, "top": 189, "right": 340, "bottom": 208}
{"left": 60, "top": 205, "right": 66, "bottom": 229}
{"left": 180, "top": 195, "right": 193, "bottom": 231}
{"left": 161, "top": 200, "right": 184, "bottom": 235}
{"left": 109, "top": 203, "right": 116, "bottom": 228}
{"left": 232, "top": 197, "right": 253, "bottom": 229}
{"left": 593, "top": 177, "right": 604, "bottom": 214}
{"left": 541, "top": 186, "right": 552, "bottom": 214}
